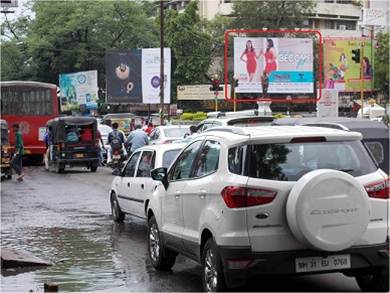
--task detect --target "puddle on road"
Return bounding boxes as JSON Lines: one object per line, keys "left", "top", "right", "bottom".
{"left": 1, "top": 216, "right": 202, "bottom": 292}
{"left": 1, "top": 218, "right": 127, "bottom": 292}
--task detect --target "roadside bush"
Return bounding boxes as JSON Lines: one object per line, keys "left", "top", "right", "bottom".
{"left": 180, "top": 112, "right": 207, "bottom": 121}
{"left": 180, "top": 113, "right": 194, "bottom": 120}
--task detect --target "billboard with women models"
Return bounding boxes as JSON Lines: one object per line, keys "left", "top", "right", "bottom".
{"left": 234, "top": 37, "right": 313, "bottom": 93}
{"left": 323, "top": 38, "right": 373, "bottom": 91}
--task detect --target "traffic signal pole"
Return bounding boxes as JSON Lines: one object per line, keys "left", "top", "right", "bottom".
{"left": 360, "top": 41, "right": 364, "bottom": 118}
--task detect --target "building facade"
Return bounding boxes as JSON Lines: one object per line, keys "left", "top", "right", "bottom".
{"left": 163, "top": 0, "right": 389, "bottom": 36}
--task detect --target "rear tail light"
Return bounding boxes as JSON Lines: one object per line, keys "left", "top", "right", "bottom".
{"left": 365, "top": 180, "right": 389, "bottom": 199}
{"left": 221, "top": 186, "right": 277, "bottom": 208}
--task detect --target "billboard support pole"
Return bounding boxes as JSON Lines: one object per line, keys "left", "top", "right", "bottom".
{"left": 159, "top": 0, "right": 164, "bottom": 125}
{"left": 360, "top": 41, "right": 364, "bottom": 117}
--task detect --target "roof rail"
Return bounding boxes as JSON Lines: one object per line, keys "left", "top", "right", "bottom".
{"left": 204, "top": 126, "right": 249, "bottom": 136}
{"left": 302, "top": 122, "right": 350, "bottom": 131}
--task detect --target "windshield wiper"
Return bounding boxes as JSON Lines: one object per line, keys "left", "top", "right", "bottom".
{"left": 338, "top": 168, "right": 354, "bottom": 173}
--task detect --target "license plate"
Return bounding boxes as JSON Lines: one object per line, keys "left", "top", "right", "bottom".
{"left": 295, "top": 254, "right": 350, "bottom": 273}
{"left": 75, "top": 153, "right": 84, "bottom": 158}
{"left": 113, "top": 155, "right": 120, "bottom": 159}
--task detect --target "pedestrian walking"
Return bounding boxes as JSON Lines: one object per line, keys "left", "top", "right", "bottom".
{"left": 125, "top": 124, "right": 149, "bottom": 154}
{"left": 11, "top": 123, "right": 25, "bottom": 181}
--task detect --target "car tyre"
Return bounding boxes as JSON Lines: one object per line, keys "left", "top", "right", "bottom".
{"left": 56, "top": 163, "right": 64, "bottom": 173}
{"left": 147, "top": 215, "right": 176, "bottom": 271}
{"left": 90, "top": 165, "right": 98, "bottom": 172}
{"left": 111, "top": 193, "right": 124, "bottom": 223}
{"left": 355, "top": 268, "right": 389, "bottom": 292}
{"left": 201, "top": 238, "right": 226, "bottom": 292}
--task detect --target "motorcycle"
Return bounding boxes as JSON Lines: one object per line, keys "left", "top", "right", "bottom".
{"left": 110, "top": 148, "right": 125, "bottom": 174}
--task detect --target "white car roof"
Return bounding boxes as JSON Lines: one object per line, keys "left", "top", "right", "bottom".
{"left": 134, "top": 143, "right": 186, "bottom": 153}
{"left": 157, "top": 125, "right": 190, "bottom": 129}
{"left": 201, "top": 126, "right": 363, "bottom": 145}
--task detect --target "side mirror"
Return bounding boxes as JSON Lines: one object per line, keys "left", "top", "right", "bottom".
{"left": 112, "top": 168, "right": 122, "bottom": 176}
{"left": 151, "top": 167, "right": 169, "bottom": 190}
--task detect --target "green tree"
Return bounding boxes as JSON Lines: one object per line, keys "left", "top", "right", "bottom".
{"left": 374, "top": 32, "right": 389, "bottom": 95}
{"left": 164, "top": 1, "right": 213, "bottom": 87}
{"left": 232, "top": 0, "right": 314, "bottom": 30}
{"left": 1, "top": 1, "right": 159, "bottom": 88}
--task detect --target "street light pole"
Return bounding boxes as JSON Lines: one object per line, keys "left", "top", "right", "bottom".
{"left": 160, "top": 0, "right": 165, "bottom": 125}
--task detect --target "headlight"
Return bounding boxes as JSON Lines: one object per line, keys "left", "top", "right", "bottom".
{"left": 61, "top": 153, "right": 66, "bottom": 157}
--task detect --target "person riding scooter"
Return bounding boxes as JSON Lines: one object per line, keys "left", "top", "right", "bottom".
{"left": 107, "top": 123, "right": 126, "bottom": 171}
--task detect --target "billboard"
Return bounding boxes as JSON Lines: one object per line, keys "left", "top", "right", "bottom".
{"left": 59, "top": 70, "right": 98, "bottom": 111}
{"left": 323, "top": 38, "right": 373, "bottom": 92}
{"left": 106, "top": 48, "right": 171, "bottom": 104}
{"left": 234, "top": 37, "right": 314, "bottom": 94}
{"left": 363, "top": 8, "right": 387, "bottom": 26}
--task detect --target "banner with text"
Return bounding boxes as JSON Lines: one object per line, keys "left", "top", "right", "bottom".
{"left": 59, "top": 70, "right": 98, "bottom": 111}
{"left": 234, "top": 37, "right": 314, "bottom": 94}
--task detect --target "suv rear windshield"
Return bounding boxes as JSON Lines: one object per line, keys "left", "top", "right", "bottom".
{"left": 229, "top": 141, "right": 377, "bottom": 181}
{"left": 227, "top": 117, "right": 273, "bottom": 127}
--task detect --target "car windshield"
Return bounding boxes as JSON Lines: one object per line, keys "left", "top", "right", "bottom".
{"left": 162, "top": 149, "right": 181, "bottom": 168}
{"left": 237, "top": 140, "right": 377, "bottom": 181}
{"left": 164, "top": 127, "right": 189, "bottom": 138}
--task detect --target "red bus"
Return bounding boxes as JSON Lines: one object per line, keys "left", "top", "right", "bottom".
{"left": 1, "top": 81, "right": 59, "bottom": 162}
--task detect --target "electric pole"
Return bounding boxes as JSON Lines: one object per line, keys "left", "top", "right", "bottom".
{"left": 160, "top": 0, "right": 164, "bottom": 125}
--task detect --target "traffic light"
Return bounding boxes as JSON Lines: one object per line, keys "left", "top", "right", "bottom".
{"left": 210, "top": 78, "right": 222, "bottom": 92}
{"left": 351, "top": 49, "right": 360, "bottom": 63}
{"left": 233, "top": 78, "right": 239, "bottom": 88}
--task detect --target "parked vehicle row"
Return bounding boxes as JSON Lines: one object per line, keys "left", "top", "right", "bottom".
{"left": 109, "top": 121, "right": 389, "bottom": 292}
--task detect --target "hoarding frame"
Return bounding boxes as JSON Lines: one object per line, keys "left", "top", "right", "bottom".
{"left": 224, "top": 29, "right": 323, "bottom": 103}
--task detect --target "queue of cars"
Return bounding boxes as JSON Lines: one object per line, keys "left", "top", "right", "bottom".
{"left": 109, "top": 112, "right": 389, "bottom": 292}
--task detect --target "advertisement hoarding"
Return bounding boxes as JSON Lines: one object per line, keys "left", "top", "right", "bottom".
{"left": 234, "top": 37, "right": 314, "bottom": 94}
{"left": 142, "top": 48, "right": 171, "bottom": 104}
{"left": 363, "top": 8, "right": 387, "bottom": 26}
{"left": 323, "top": 38, "right": 373, "bottom": 92}
{"left": 59, "top": 70, "right": 98, "bottom": 111}
{"left": 106, "top": 48, "right": 171, "bottom": 104}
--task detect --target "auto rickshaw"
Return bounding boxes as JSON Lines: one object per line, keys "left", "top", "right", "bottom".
{"left": 46, "top": 117, "right": 100, "bottom": 173}
{"left": 1, "top": 119, "right": 12, "bottom": 179}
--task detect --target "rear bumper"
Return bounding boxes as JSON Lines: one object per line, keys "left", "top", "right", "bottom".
{"left": 57, "top": 158, "right": 99, "bottom": 165}
{"left": 219, "top": 242, "right": 389, "bottom": 288}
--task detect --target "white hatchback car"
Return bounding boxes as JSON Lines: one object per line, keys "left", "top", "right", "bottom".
{"left": 110, "top": 143, "right": 184, "bottom": 221}
{"left": 146, "top": 126, "right": 389, "bottom": 292}
{"left": 149, "top": 125, "right": 190, "bottom": 145}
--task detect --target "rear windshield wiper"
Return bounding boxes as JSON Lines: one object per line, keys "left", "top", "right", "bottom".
{"left": 338, "top": 168, "right": 354, "bottom": 173}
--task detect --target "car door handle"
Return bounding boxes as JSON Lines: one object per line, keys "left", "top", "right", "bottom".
{"left": 141, "top": 184, "right": 144, "bottom": 189}
{"left": 127, "top": 182, "right": 130, "bottom": 188}
{"left": 199, "top": 190, "right": 207, "bottom": 199}
{"left": 174, "top": 191, "right": 181, "bottom": 199}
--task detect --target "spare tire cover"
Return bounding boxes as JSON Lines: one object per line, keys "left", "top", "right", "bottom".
{"left": 286, "top": 169, "right": 370, "bottom": 251}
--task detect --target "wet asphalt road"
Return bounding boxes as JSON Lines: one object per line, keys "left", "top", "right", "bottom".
{"left": 1, "top": 166, "right": 361, "bottom": 292}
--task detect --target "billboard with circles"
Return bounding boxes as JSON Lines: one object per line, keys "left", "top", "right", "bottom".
{"left": 106, "top": 48, "right": 171, "bottom": 104}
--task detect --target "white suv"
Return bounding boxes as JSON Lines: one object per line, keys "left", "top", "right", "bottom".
{"left": 146, "top": 126, "right": 389, "bottom": 292}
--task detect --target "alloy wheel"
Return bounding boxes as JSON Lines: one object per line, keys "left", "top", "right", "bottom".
{"left": 149, "top": 223, "right": 160, "bottom": 262}
{"left": 204, "top": 248, "right": 218, "bottom": 292}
